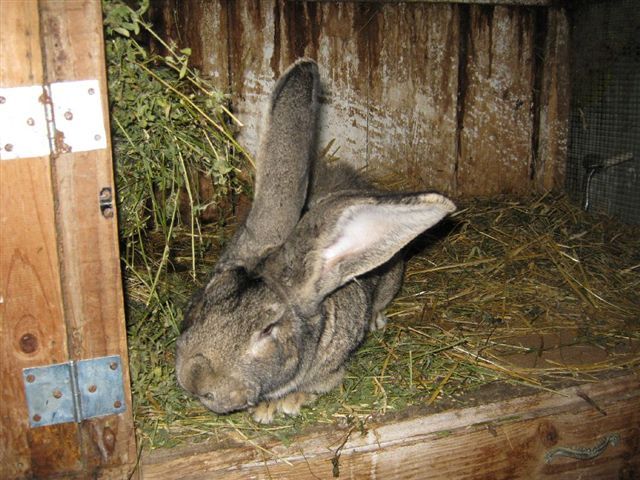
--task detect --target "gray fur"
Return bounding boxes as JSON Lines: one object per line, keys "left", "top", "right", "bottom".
{"left": 175, "top": 59, "right": 456, "bottom": 423}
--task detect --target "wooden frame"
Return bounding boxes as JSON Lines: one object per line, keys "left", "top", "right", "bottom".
{"left": 141, "top": 374, "right": 639, "bottom": 479}
{"left": 0, "top": 1, "right": 136, "bottom": 478}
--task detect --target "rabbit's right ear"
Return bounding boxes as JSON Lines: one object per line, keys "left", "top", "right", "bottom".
{"left": 220, "top": 59, "right": 320, "bottom": 271}
{"left": 269, "top": 192, "right": 456, "bottom": 313}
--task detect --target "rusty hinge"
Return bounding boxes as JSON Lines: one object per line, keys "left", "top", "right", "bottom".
{"left": 22, "top": 355, "right": 127, "bottom": 428}
{"left": 0, "top": 79, "right": 107, "bottom": 160}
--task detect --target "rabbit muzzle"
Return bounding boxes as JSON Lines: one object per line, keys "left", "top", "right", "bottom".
{"left": 176, "top": 352, "right": 259, "bottom": 414}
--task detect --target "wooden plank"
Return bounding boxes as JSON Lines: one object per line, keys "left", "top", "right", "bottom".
{"left": 533, "top": 7, "right": 569, "bottom": 192}
{"left": 0, "top": 1, "right": 81, "bottom": 478}
{"left": 150, "top": 0, "right": 229, "bottom": 90}
{"left": 228, "top": 0, "right": 460, "bottom": 188}
{"left": 37, "top": 1, "right": 137, "bottom": 478}
{"left": 366, "top": 2, "right": 460, "bottom": 193}
{"left": 141, "top": 374, "right": 640, "bottom": 479}
{"left": 456, "top": 5, "right": 536, "bottom": 196}
{"left": 154, "top": 1, "right": 569, "bottom": 196}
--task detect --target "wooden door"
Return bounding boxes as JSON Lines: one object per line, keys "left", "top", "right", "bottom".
{"left": 0, "top": 1, "right": 136, "bottom": 478}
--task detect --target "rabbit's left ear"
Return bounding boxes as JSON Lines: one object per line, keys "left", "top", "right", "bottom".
{"left": 220, "top": 59, "right": 320, "bottom": 271}
{"left": 291, "top": 193, "right": 456, "bottom": 305}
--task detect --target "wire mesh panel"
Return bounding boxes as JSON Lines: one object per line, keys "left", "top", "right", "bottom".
{"left": 566, "top": 0, "right": 640, "bottom": 223}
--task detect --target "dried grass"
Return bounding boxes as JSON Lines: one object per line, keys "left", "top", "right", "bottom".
{"left": 129, "top": 191, "right": 640, "bottom": 451}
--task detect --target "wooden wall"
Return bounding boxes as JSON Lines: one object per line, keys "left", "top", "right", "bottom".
{"left": 152, "top": 0, "right": 570, "bottom": 196}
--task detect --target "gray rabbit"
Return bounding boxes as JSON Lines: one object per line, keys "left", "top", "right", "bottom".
{"left": 175, "top": 59, "right": 456, "bottom": 423}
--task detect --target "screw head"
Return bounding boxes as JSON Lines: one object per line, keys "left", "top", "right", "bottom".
{"left": 0, "top": 96, "right": 6, "bottom": 104}
{"left": 32, "top": 414, "right": 42, "bottom": 422}
{"left": 113, "top": 400, "right": 122, "bottom": 409}
{"left": 52, "top": 389, "right": 63, "bottom": 399}
{"left": 26, "top": 374, "right": 36, "bottom": 383}
{"left": 94, "top": 134, "right": 102, "bottom": 141}
{"left": 64, "top": 110, "right": 73, "bottom": 120}
{"left": 26, "top": 117, "right": 35, "bottom": 126}
{"left": 99, "top": 187, "right": 112, "bottom": 202}
{"left": 88, "top": 384, "right": 97, "bottom": 393}
{"left": 88, "top": 88, "right": 95, "bottom": 95}
{"left": 109, "top": 361, "right": 119, "bottom": 370}
{"left": 4, "top": 144, "right": 13, "bottom": 152}
{"left": 102, "top": 206, "right": 114, "bottom": 219}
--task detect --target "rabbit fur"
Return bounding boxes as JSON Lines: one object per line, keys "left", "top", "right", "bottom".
{"left": 175, "top": 59, "right": 456, "bottom": 423}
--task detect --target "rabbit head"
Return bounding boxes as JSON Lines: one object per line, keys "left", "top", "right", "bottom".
{"left": 175, "top": 59, "right": 456, "bottom": 416}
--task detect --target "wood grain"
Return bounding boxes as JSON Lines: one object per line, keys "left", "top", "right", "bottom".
{"left": 38, "top": 0, "right": 137, "bottom": 477}
{"left": 141, "top": 374, "right": 639, "bottom": 479}
{"left": 534, "top": 7, "right": 569, "bottom": 192}
{"left": 153, "top": 0, "right": 569, "bottom": 196}
{"left": 456, "top": 5, "right": 536, "bottom": 196}
{"left": 0, "top": 1, "right": 80, "bottom": 478}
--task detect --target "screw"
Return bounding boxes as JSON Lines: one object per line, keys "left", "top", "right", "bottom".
{"left": 64, "top": 110, "right": 73, "bottom": 121}
{"left": 113, "top": 400, "right": 122, "bottom": 409}
{"left": 94, "top": 134, "right": 102, "bottom": 141}
{"left": 0, "top": 96, "right": 6, "bottom": 104}
{"left": 88, "top": 88, "right": 95, "bottom": 95}
{"left": 52, "top": 389, "right": 63, "bottom": 399}
{"left": 99, "top": 188, "right": 112, "bottom": 202}
{"left": 109, "top": 361, "right": 118, "bottom": 370}
{"left": 88, "top": 384, "right": 97, "bottom": 393}
{"left": 26, "top": 374, "right": 36, "bottom": 383}
{"left": 4, "top": 144, "right": 13, "bottom": 152}
{"left": 33, "top": 414, "right": 42, "bottom": 422}
{"left": 102, "top": 206, "right": 114, "bottom": 219}
{"left": 26, "top": 117, "right": 35, "bottom": 126}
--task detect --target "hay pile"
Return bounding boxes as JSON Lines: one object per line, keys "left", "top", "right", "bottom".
{"left": 105, "top": 1, "right": 639, "bottom": 453}
{"left": 128, "top": 192, "right": 640, "bottom": 450}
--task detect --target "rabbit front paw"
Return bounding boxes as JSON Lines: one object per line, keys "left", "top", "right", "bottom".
{"left": 369, "top": 311, "right": 388, "bottom": 331}
{"left": 252, "top": 401, "right": 278, "bottom": 424}
{"left": 252, "top": 392, "right": 317, "bottom": 424}
{"left": 279, "top": 392, "right": 317, "bottom": 416}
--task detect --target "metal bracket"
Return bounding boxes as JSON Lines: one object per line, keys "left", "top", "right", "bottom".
{"left": 23, "top": 355, "right": 126, "bottom": 428}
{"left": 0, "top": 85, "right": 50, "bottom": 160}
{"left": 0, "top": 79, "right": 107, "bottom": 161}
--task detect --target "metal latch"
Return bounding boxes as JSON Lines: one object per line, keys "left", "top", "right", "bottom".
{"left": 0, "top": 79, "right": 107, "bottom": 161}
{"left": 22, "top": 355, "right": 126, "bottom": 428}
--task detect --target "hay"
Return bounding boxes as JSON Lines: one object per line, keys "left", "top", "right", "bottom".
{"left": 128, "top": 192, "right": 640, "bottom": 451}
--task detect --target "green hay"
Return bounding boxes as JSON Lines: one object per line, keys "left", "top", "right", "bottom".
{"left": 103, "top": 1, "right": 640, "bottom": 455}
{"left": 127, "top": 195, "right": 640, "bottom": 451}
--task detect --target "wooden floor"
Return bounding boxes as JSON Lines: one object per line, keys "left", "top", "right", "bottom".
{"left": 140, "top": 373, "right": 639, "bottom": 479}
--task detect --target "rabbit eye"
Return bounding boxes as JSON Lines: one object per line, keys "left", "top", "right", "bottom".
{"left": 260, "top": 322, "right": 278, "bottom": 338}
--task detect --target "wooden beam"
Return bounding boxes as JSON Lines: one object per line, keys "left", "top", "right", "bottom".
{"left": 38, "top": 0, "right": 137, "bottom": 477}
{"left": 0, "top": 1, "right": 81, "bottom": 478}
{"left": 141, "top": 374, "right": 640, "bottom": 479}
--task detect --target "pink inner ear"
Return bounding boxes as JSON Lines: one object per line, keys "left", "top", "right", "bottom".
{"left": 321, "top": 196, "right": 455, "bottom": 272}
{"left": 322, "top": 209, "right": 389, "bottom": 266}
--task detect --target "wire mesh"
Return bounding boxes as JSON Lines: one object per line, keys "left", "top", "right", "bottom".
{"left": 565, "top": 0, "right": 640, "bottom": 223}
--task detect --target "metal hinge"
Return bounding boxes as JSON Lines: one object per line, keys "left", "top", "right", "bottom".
{"left": 0, "top": 79, "right": 107, "bottom": 161}
{"left": 22, "top": 355, "right": 126, "bottom": 428}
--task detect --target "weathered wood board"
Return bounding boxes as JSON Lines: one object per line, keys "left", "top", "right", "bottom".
{"left": 152, "top": 0, "right": 569, "bottom": 196}
{"left": 141, "top": 374, "right": 639, "bottom": 479}
{"left": 1, "top": 1, "right": 136, "bottom": 478}
{"left": 0, "top": 3, "right": 81, "bottom": 478}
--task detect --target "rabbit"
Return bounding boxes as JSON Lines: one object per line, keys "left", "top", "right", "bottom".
{"left": 175, "top": 59, "right": 456, "bottom": 424}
